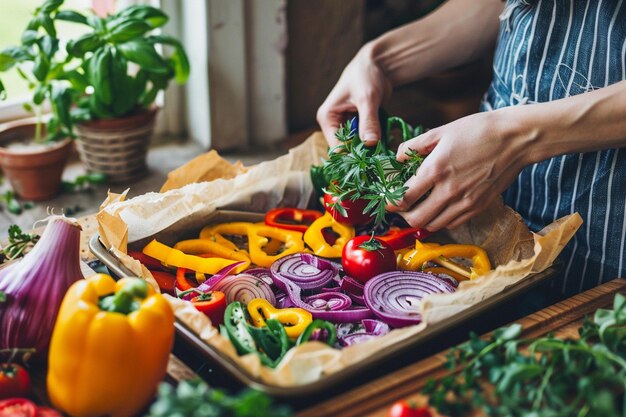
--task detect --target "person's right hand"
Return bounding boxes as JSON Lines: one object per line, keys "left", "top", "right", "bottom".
{"left": 316, "top": 45, "right": 393, "bottom": 148}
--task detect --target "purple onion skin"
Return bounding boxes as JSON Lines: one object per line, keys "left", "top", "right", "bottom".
{"left": 0, "top": 217, "right": 84, "bottom": 359}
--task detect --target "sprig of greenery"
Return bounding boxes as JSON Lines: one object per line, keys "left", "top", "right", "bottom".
{"left": 147, "top": 379, "right": 291, "bottom": 417}
{"left": 2, "top": 224, "right": 40, "bottom": 261}
{"left": 320, "top": 118, "right": 424, "bottom": 226}
{"left": 422, "top": 293, "right": 626, "bottom": 417}
{"left": 62, "top": 172, "right": 107, "bottom": 193}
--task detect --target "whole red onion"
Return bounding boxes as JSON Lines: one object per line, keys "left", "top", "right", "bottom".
{"left": 0, "top": 216, "right": 84, "bottom": 358}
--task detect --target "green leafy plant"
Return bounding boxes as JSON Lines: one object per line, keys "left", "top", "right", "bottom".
{"left": 61, "top": 172, "right": 107, "bottom": 193}
{"left": 0, "top": 0, "right": 189, "bottom": 142}
{"left": 147, "top": 379, "right": 292, "bottom": 417}
{"left": 319, "top": 117, "right": 424, "bottom": 226}
{"left": 1, "top": 225, "right": 40, "bottom": 261}
{"left": 423, "top": 293, "right": 626, "bottom": 417}
{"left": 0, "top": 191, "right": 34, "bottom": 215}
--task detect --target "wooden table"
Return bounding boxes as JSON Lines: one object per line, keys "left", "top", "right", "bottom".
{"left": 296, "top": 278, "right": 626, "bottom": 417}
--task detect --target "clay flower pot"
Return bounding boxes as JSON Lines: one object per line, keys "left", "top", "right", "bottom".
{"left": 0, "top": 121, "right": 72, "bottom": 201}
{"left": 75, "top": 107, "right": 158, "bottom": 183}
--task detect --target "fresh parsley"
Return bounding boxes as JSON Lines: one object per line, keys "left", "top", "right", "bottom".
{"left": 2, "top": 224, "right": 40, "bottom": 261}
{"left": 422, "top": 293, "right": 626, "bottom": 417}
{"left": 0, "top": 190, "right": 34, "bottom": 215}
{"left": 62, "top": 172, "right": 107, "bottom": 193}
{"left": 147, "top": 379, "right": 292, "bottom": 417}
{"left": 319, "top": 117, "right": 424, "bottom": 226}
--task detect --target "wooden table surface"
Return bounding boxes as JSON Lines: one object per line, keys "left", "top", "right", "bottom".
{"left": 24, "top": 217, "right": 626, "bottom": 416}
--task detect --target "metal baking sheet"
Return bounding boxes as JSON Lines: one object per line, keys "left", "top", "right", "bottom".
{"left": 89, "top": 210, "right": 561, "bottom": 398}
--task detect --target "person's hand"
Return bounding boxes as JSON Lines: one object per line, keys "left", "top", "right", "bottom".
{"left": 317, "top": 45, "right": 392, "bottom": 148}
{"left": 387, "top": 108, "right": 532, "bottom": 231}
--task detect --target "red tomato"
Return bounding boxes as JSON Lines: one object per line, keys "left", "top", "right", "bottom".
{"left": 35, "top": 407, "right": 63, "bottom": 417}
{"left": 0, "top": 398, "right": 37, "bottom": 417}
{"left": 323, "top": 193, "right": 373, "bottom": 226}
{"left": 342, "top": 236, "right": 396, "bottom": 283}
{"left": 0, "top": 364, "right": 31, "bottom": 399}
{"left": 388, "top": 400, "right": 432, "bottom": 417}
{"left": 150, "top": 270, "right": 177, "bottom": 296}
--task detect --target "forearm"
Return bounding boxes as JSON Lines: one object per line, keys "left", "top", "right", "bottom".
{"left": 365, "top": 0, "right": 504, "bottom": 86}
{"left": 512, "top": 80, "right": 626, "bottom": 164}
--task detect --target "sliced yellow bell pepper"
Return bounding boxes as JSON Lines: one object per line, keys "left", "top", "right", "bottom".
{"left": 199, "top": 222, "right": 305, "bottom": 268}
{"left": 303, "top": 212, "right": 355, "bottom": 258}
{"left": 143, "top": 239, "right": 249, "bottom": 274}
{"left": 247, "top": 298, "right": 312, "bottom": 339}
{"left": 47, "top": 274, "right": 174, "bottom": 417}
{"left": 399, "top": 241, "right": 491, "bottom": 280}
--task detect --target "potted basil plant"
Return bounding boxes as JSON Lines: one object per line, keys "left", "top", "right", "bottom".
{"left": 61, "top": 3, "right": 190, "bottom": 182}
{"left": 1, "top": 0, "right": 190, "bottom": 186}
{"left": 0, "top": 0, "right": 76, "bottom": 201}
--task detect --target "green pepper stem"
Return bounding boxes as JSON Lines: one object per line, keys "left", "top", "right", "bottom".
{"left": 99, "top": 278, "right": 148, "bottom": 314}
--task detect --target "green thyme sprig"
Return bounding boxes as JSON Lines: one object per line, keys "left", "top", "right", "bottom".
{"left": 2, "top": 224, "right": 40, "bottom": 261}
{"left": 422, "top": 293, "right": 626, "bottom": 417}
{"left": 321, "top": 118, "right": 424, "bottom": 226}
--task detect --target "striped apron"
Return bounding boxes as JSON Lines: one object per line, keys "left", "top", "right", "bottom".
{"left": 480, "top": 0, "right": 626, "bottom": 296}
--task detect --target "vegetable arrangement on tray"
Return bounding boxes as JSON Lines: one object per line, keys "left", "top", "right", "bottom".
{"left": 130, "top": 117, "right": 493, "bottom": 369}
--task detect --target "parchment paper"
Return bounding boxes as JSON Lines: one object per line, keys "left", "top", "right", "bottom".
{"left": 97, "top": 132, "right": 582, "bottom": 387}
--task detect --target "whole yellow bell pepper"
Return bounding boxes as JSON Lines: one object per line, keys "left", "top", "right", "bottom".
{"left": 47, "top": 274, "right": 174, "bottom": 417}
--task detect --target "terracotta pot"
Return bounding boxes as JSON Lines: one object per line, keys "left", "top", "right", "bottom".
{"left": 0, "top": 121, "right": 72, "bottom": 201}
{"left": 75, "top": 107, "right": 158, "bottom": 183}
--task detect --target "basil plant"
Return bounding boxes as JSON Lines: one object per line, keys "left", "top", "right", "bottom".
{"left": 0, "top": 0, "right": 189, "bottom": 142}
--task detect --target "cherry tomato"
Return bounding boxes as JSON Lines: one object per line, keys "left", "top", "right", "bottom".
{"left": 388, "top": 400, "right": 432, "bottom": 417}
{"left": 342, "top": 235, "right": 396, "bottom": 283}
{"left": 0, "top": 364, "right": 31, "bottom": 399}
{"left": 323, "top": 193, "right": 373, "bottom": 226}
{"left": 149, "top": 270, "right": 177, "bottom": 296}
{"left": 0, "top": 398, "right": 37, "bottom": 417}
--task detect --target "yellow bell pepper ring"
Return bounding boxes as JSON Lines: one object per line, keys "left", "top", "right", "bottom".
{"left": 400, "top": 241, "right": 491, "bottom": 280}
{"left": 174, "top": 239, "right": 250, "bottom": 264}
{"left": 247, "top": 298, "right": 312, "bottom": 339}
{"left": 304, "top": 212, "right": 355, "bottom": 258}
{"left": 143, "top": 239, "right": 249, "bottom": 274}
{"left": 47, "top": 274, "right": 174, "bottom": 417}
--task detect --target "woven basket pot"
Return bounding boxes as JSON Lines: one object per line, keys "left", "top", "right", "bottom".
{"left": 0, "top": 121, "right": 72, "bottom": 201}
{"left": 75, "top": 107, "right": 158, "bottom": 183}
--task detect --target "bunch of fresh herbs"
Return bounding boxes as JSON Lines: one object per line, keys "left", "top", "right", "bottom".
{"left": 147, "top": 379, "right": 292, "bottom": 417}
{"left": 423, "top": 293, "right": 626, "bottom": 417}
{"left": 320, "top": 117, "right": 424, "bottom": 226}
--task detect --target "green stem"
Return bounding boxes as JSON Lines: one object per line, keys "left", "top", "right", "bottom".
{"left": 99, "top": 278, "right": 148, "bottom": 314}
{"left": 35, "top": 105, "right": 42, "bottom": 143}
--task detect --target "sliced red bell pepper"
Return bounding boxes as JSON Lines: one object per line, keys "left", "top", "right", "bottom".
{"left": 150, "top": 270, "right": 177, "bottom": 296}
{"left": 128, "top": 251, "right": 164, "bottom": 271}
{"left": 176, "top": 267, "right": 199, "bottom": 291}
{"left": 185, "top": 290, "right": 226, "bottom": 326}
{"left": 265, "top": 208, "right": 323, "bottom": 232}
{"left": 377, "top": 227, "right": 431, "bottom": 250}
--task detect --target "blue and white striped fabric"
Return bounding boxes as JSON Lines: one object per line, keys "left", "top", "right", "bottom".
{"left": 480, "top": 0, "right": 626, "bottom": 296}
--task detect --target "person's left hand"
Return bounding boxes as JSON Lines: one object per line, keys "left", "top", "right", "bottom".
{"left": 387, "top": 108, "right": 532, "bottom": 231}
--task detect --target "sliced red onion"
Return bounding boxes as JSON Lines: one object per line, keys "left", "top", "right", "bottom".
{"left": 245, "top": 268, "right": 274, "bottom": 286}
{"left": 363, "top": 271, "right": 456, "bottom": 328}
{"left": 271, "top": 271, "right": 373, "bottom": 322}
{"left": 304, "top": 292, "right": 352, "bottom": 311}
{"left": 270, "top": 253, "right": 339, "bottom": 290}
{"left": 337, "top": 319, "right": 390, "bottom": 347}
{"left": 213, "top": 273, "right": 276, "bottom": 305}
{"left": 181, "top": 261, "right": 245, "bottom": 301}
{"left": 340, "top": 275, "right": 365, "bottom": 305}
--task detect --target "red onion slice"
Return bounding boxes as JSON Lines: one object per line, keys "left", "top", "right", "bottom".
{"left": 363, "top": 271, "right": 456, "bottom": 328}
{"left": 270, "top": 253, "right": 339, "bottom": 290}
{"left": 245, "top": 268, "right": 274, "bottom": 286}
{"left": 213, "top": 273, "right": 276, "bottom": 305}
{"left": 271, "top": 271, "right": 373, "bottom": 322}
{"left": 337, "top": 319, "right": 390, "bottom": 347}
{"left": 304, "top": 292, "right": 352, "bottom": 311}
{"left": 340, "top": 275, "right": 366, "bottom": 305}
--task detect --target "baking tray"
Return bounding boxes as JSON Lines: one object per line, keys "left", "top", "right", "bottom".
{"left": 90, "top": 210, "right": 561, "bottom": 398}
